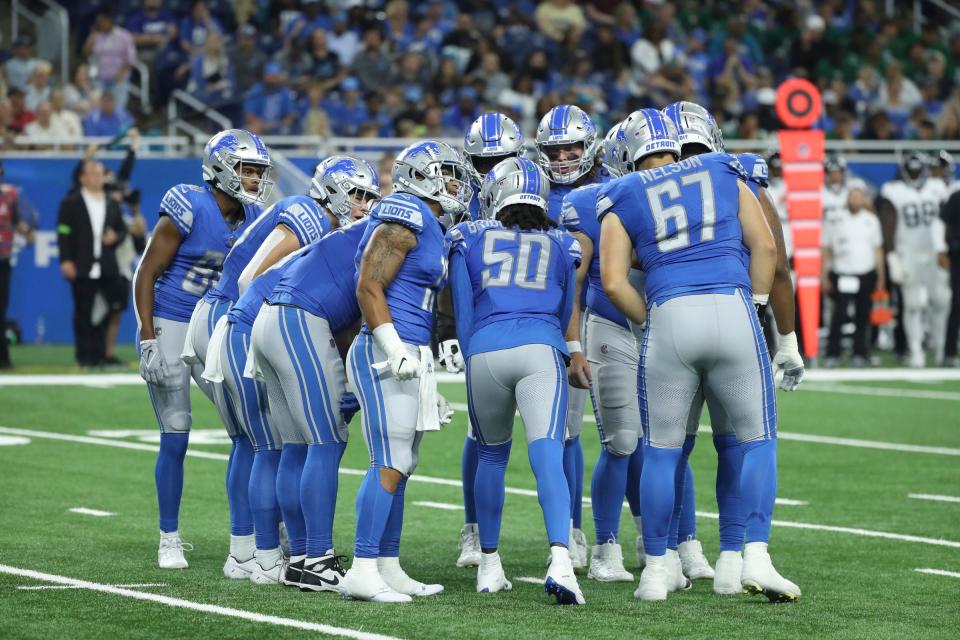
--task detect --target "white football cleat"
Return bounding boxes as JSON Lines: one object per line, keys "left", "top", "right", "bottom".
{"left": 570, "top": 527, "right": 588, "bottom": 570}
{"left": 713, "top": 550, "right": 743, "bottom": 595}
{"left": 342, "top": 559, "right": 411, "bottom": 603}
{"left": 223, "top": 554, "right": 256, "bottom": 579}
{"left": 588, "top": 541, "right": 634, "bottom": 582}
{"left": 378, "top": 557, "right": 444, "bottom": 596}
{"left": 250, "top": 548, "right": 287, "bottom": 585}
{"left": 666, "top": 549, "right": 692, "bottom": 592}
{"left": 158, "top": 532, "right": 192, "bottom": 570}
{"left": 678, "top": 539, "right": 715, "bottom": 580}
{"left": 544, "top": 546, "right": 585, "bottom": 605}
{"left": 634, "top": 555, "right": 668, "bottom": 601}
{"left": 477, "top": 552, "right": 512, "bottom": 593}
{"left": 457, "top": 523, "right": 481, "bottom": 568}
{"left": 741, "top": 542, "right": 801, "bottom": 602}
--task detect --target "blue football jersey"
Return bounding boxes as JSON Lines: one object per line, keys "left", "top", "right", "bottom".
{"left": 737, "top": 153, "right": 769, "bottom": 198}
{"left": 204, "top": 195, "right": 331, "bottom": 305}
{"left": 152, "top": 184, "right": 261, "bottom": 322}
{"left": 546, "top": 173, "right": 606, "bottom": 224}
{"left": 561, "top": 181, "right": 631, "bottom": 328}
{"left": 467, "top": 189, "right": 482, "bottom": 221}
{"left": 355, "top": 193, "right": 448, "bottom": 345}
{"left": 447, "top": 219, "right": 581, "bottom": 358}
{"left": 596, "top": 152, "right": 751, "bottom": 305}
{"left": 269, "top": 219, "right": 369, "bottom": 335}
{"left": 227, "top": 255, "right": 298, "bottom": 329}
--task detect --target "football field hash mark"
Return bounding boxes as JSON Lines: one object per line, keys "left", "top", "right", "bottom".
{"left": 68, "top": 508, "right": 115, "bottom": 517}
{"left": 0, "top": 564, "right": 404, "bottom": 640}
{"left": 908, "top": 493, "right": 960, "bottom": 504}
{"left": 3, "top": 425, "right": 959, "bottom": 549}
{"left": 913, "top": 568, "right": 960, "bottom": 579}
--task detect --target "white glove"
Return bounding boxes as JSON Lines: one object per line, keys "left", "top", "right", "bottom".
{"left": 887, "top": 252, "right": 905, "bottom": 285}
{"left": 772, "top": 331, "right": 805, "bottom": 391}
{"left": 373, "top": 323, "right": 420, "bottom": 381}
{"left": 139, "top": 339, "right": 167, "bottom": 385}
{"left": 438, "top": 339, "right": 465, "bottom": 373}
{"left": 438, "top": 393, "right": 454, "bottom": 425}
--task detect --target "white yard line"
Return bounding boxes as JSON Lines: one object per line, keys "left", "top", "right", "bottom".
{"left": 17, "top": 583, "right": 167, "bottom": 591}
{"left": 0, "top": 564, "right": 403, "bottom": 640}
{"left": 2, "top": 425, "right": 958, "bottom": 550}
{"left": 908, "top": 493, "right": 960, "bottom": 504}
{"left": 412, "top": 501, "right": 461, "bottom": 511}
{"left": 914, "top": 568, "right": 960, "bottom": 579}
{"left": 68, "top": 508, "right": 115, "bottom": 517}
{"left": 775, "top": 498, "right": 809, "bottom": 506}
{"left": 512, "top": 577, "right": 544, "bottom": 586}
{"left": 802, "top": 383, "right": 960, "bottom": 401}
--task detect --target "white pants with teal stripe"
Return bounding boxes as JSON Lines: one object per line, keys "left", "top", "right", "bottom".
{"left": 346, "top": 331, "right": 423, "bottom": 476}
{"left": 250, "top": 304, "right": 349, "bottom": 447}
{"left": 639, "top": 290, "right": 777, "bottom": 448}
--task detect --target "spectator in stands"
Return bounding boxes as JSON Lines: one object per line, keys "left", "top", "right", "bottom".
{"left": 124, "top": 0, "right": 176, "bottom": 64}
{"left": 286, "top": 0, "right": 330, "bottom": 46}
{"left": 472, "top": 52, "right": 511, "bottom": 104}
{"left": 231, "top": 25, "right": 266, "bottom": 97}
{"left": 23, "top": 61, "right": 52, "bottom": 112}
{"left": 151, "top": 25, "right": 191, "bottom": 108}
{"left": 384, "top": 0, "right": 414, "bottom": 52}
{"left": 273, "top": 31, "right": 314, "bottom": 91}
{"left": 63, "top": 64, "right": 99, "bottom": 116}
{"left": 49, "top": 89, "right": 83, "bottom": 140}
{"left": 83, "top": 9, "right": 138, "bottom": 111}
{"left": 324, "top": 77, "right": 367, "bottom": 136}
{"left": 179, "top": 0, "right": 224, "bottom": 57}
{"left": 3, "top": 35, "right": 40, "bottom": 92}
{"left": 879, "top": 61, "right": 922, "bottom": 135}
{"left": 188, "top": 32, "right": 234, "bottom": 104}
{"left": 789, "top": 14, "right": 827, "bottom": 75}
{"left": 300, "top": 81, "right": 332, "bottom": 138}
{"left": 498, "top": 74, "right": 538, "bottom": 132}
{"left": 822, "top": 187, "right": 886, "bottom": 367}
{"left": 7, "top": 88, "right": 36, "bottom": 134}
{"left": 328, "top": 13, "right": 361, "bottom": 66}
{"left": 0, "top": 100, "right": 12, "bottom": 149}
{"left": 23, "top": 103, "right": 58, "bottom": 145}
{"left": 442, "top": 86, "right": 481, "bottom": 134}
{"left": 0, "top": 158, "right": 32, "bottom": 369}
{"left": 56, "top": 159, "right": 127, "bottom": 368}
{"left": 243, "top": 62, "right": 297, "bottom": 135}
{"left": 82, "top": 92, "right": 133, "bottom": 138}
{"left": 352, "top": 28, "right": 393, "bottom": 93}
{"left": 307, "top": 29, "right": 345, "bottom": 92}
{"left": 536, "top": 0, "right": 586, "bottom": 46}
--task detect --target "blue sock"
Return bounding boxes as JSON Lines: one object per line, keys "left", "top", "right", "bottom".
{"left": 380, "top": 477, "right": 408, "bottom": 557}
{"left": 301, "top": 441, "right": 346, "bottom": 557}
{"left": 713, "top": 434, "right": 745, "bottom": 551}
{"left": 155, "top": 432, "right": 189, "bottom": 533}
{"left": 668, "top": 436, "right": 696, "bottom": 549}
{"left": 740, "top": 439, "right": 778, "bottom": 543}
{"left": 461, "top": 435, "right": 479, "bottom": 524}
{"left": 476, "top": 441, "right": 512, "bottom": 550}
{"left": 563, "top": 436, "right": 584, "bottom": 529}
{"left": 249, "top": 449, "right": 281, "bottom": 549}
{"left": 640, "top": 444, "right": 682, "bottom": 557}
{"left": 354, "top": 467, "right": 396, "bottom": 558}
{"left": 591, "top": 448, "right": 629, "bottom": 544}
{"left": 678, "top": 436, "right": 698, "bottom": 543}
{"left": 626, "top": 446, "right": 643, "bottom": 517}
{"left": 528, "top": 438, "right": 570, "bottom": 546}
{"left": 276, "top": 443, "right": 307, "bottom": 557}
{"left": 227, "top": 435, "right": 255, "bottom": 536}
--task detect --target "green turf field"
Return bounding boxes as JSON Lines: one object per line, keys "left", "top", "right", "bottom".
{"left": 1, "top": 350, "right": 959, "bottom": 639}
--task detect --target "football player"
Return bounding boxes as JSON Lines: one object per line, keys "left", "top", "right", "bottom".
{"left": 929, "top": 150, "right": 956, "bottom": 196}
{"left": 823, "top": 154, "right": 870, "bottom": 224}
{"left": 448, "top": 157, "right": 585, "bottom": 604}
{"left": 455, "top": 112, "right": 525, "bottom": 567}
{"left": 132, "top": 129, "right": 271, "bottom": 569}
{"left": 878, "top": 151, "right": 951, "bottom": 367}
{"left": 535, "top": 104, "right": 603, "bottom": 568}
{"left": 598, "top": 115, "right": 799, "bottom": 603}
{"left": 341, "top": 141, "right": 470, "bottom": 603}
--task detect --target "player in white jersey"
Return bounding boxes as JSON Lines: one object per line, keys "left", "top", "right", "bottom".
{"left": 823, "top": 155, "right": 870, "bottom": 225}
{"left": 879, "top": 152, "right": 951, "bottom": 367}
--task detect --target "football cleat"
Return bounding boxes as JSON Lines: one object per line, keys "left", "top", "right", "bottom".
{"left": 570, "top": 528, "right": 588, "bottom": 571}
{"left": 544, "top": 546, "right": 585, "bottom": 605}
{"left": 634, "top": 555, "right": 668, "bottom": 601}
{"left": 223, "top": 553, "right": 256, "bottom": 579}
{"left": 666, "top": 549, "right": 692, "bottom": 592}
{"left": 250, "top": 548, "right": 287, "bottom": 585}
{"left": 713, "top": 550, "right": 743, "bottom": 595}
{"left": 741, "top": 542, "right": 801, "bottom": 603}
{"left": 300, "top": 550, "right": 347, "bottom": 594}
{"left": 158, "top": 533, "right": 192, "bottom": 570}
{"left": 283, "top": 558, "right": 305, "bottom": 587}
{"left": 477, "top": 552, "right": 512, "bottom": 593}
{"left": 457, "top": 523, "right": 481, "bottom": 567}
{"left": 678, "top": 539, "right": 715, "bottom": 580}
{"left": 378, "top": 557, "right": 444, "bottom": 596}
{"left": 588, "top": 542, "right": 634, "bottom": 582}
{"left": 342, "top": 559, "right": 412, "bottom": 603}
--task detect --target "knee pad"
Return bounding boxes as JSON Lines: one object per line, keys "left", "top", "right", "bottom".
{"left": 151, "top": 384, "right": 192, "bottom": 433}
{"left": 604, "top": 429, "right": 639, "bottom": 457}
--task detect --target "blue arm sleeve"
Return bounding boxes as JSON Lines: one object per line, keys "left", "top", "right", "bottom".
{"left": 559, "top": 262, "right": 577, "bottom": 340}
{"left": 449, "top": 251, "right": 475, "bottom": 355}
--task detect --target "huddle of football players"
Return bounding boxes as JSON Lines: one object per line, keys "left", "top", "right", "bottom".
{"left": 134, "top": 97, "right": 806, "bottom": 605}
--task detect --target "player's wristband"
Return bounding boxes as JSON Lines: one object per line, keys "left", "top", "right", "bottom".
{"left": 566, "top": 340, "right": 583, "bottom": 354}
{"left": 752, "top": 293, "right": 770, "bottom": 306}
{"left": 372, "top": 322, "right": 405, "bottom": 358}
{"left": 777, "top": 331, "right": 798, "bottom": 353}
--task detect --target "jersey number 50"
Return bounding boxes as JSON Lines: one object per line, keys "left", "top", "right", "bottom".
{"left": 645, "top": 170, "right": 716, "bottom": 253}
{"left": 481, "top": 230, "right": 552, "bottom": 291}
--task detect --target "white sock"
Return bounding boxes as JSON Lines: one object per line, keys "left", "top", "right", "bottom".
{"left": 744, "top": 541, "right": 769, "bottom": 560}
{"left": 549, "top": 546, "right": 573, "bottom": 572}
{"left": 633, "top": 516, "right": 643, "bottom": 534}
{"left": 230, "top": 534, "right": 255, "bottom": 561}
{"left": 290, "top": 554, "right": 306, "bottom": 564}
{"left": 351, "top": 556, "right": 379, "bottom": 576}
{"left": 254, "top": 547, "right": 282, "bottom": 567}
{"left": 160, "top": 530, "right": 180, "bottom": 541}
{"left": 644, "top": 553, "right": 666, "bottom": 567}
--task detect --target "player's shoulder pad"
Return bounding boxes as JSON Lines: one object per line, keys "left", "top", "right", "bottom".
{"left": 277, "top": 194, "right": 329, "bottom": 244}
{"left": 446, "top": 219, "right": 499, "bottom": 249}
{"left": 595, "top": 174, "right": 633, "bottom": 222}
{"left": 372, "top": 192, "right": 429, "bottom": 233}
{"left": 702, "top": 151, "right": 749, "bottom": 181}
{"left": 159, "top": 183, "right": 206, "bottom": 236}
{"left": 737, "top": 153, "right": 769, "bottom": 188}
{"left": 549, "top": 228, "right": 582, "bottom": 267}
{"left": 562, "top": 182, "right": 603, "bottom": 228}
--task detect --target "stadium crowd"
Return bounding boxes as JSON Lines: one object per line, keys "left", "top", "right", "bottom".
{"left": 1, "top": 0, "right": 960, "bottom": 143}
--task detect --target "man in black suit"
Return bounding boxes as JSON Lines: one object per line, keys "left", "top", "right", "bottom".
{"left": 57, "top": 159, "right": 127, "bottom": 367}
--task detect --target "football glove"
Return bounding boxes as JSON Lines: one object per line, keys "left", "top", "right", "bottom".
{"left": 373, "top": 322, "right": 420, "bottom": 381}
{"left": 773, "top": 331, "right": 805, "bottom": 392}
{"left": 438, "top": 393, "right": 454, "bottom": 426}
{"left": 139, "top": 339, "right": 167, "bottom": 385}
{"left": 438, "top": 339, "right": 465, "bottom": 374}
{"left": 340, "top": 392, "right": 360, "bottom": 424}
